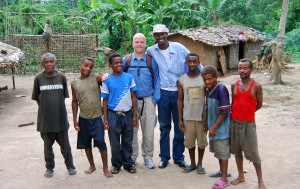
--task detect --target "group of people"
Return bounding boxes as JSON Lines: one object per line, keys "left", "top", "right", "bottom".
{"left": 32, "top": 24, "right": 266, "bottom": 189}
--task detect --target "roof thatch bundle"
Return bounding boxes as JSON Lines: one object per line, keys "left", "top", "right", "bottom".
{"left": 168, "top": 24, "right": 265, "bottom": 47}
{"left": 0, "top": 42, "right": 25, "bottom": 68}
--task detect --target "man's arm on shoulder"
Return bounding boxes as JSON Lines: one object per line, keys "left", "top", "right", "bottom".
{"left": 95, "top": 74, "right": 102, "bottom": 85}
{"left": 255, "top": 82, "right": 263, "bottom": 111}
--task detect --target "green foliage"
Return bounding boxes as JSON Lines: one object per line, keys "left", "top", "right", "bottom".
{"left": 284, "top": 28, "right": 300, "bottom": 62}
{"left": 1, "top": 0, "right": 300, "bottom": 65}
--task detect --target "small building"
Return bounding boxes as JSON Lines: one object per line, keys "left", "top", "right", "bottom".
{"left": 168, "top": 24, "right": 265, "bottom": 74}
{"left": 0, "top": 41, "right": 24, "bottom": 70}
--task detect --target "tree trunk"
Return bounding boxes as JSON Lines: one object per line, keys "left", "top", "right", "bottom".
{"left": 119, "top": 19, "right": 127, "bottom": 54}
{"left": 271, "top": 0, "right": 289, "bottom": 84}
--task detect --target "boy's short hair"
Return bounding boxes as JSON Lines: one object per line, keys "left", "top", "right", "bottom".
{"left": 239, "top": 58, "right": 253, "bottom": 69}
{"left": 41, "top": 52, "right": 56, "bottom": 62}
{"left": 81, "top": 57, "right": 95, "bottom": 64}
{"left": 108, "top": 53, "right": 122, "bottom": 64}
{"left": 186, "top": 52, "right": 200, "bottom": 61}
{"left": 201, "top": 65, "right": 218, "bottom": 78}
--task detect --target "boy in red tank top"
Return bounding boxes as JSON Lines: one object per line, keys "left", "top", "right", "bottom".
{"left": 230, "top": 58, "right": 266, "bottom": 189}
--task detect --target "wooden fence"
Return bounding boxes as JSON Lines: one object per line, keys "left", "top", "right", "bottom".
{"left": 0, "top": 34, "right": 98, "bottom": 74}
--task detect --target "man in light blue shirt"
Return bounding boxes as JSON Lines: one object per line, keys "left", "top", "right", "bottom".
{"left": 123, "top": 33, "right": 160, "bottom": 169}
{"left": 147, "top": 24, "right": 190, "bottom": 169}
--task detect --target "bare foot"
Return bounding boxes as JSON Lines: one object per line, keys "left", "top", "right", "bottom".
{"left": 85, "top": 166, "right": 96, "bottom": 174}
{"left": 231, "top": 177, "right": 245, "bottom": 185}
{"left": 104, "top": 167, "right": 113, "bottom": 178}
{"left": 258, "top": 182, "right": 267, "bottom": 189}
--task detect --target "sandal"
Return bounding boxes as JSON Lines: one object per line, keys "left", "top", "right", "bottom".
{"left": 181, "top": 165, "right": 196, "bottom": 173}
{"left": 124, "top": 166, "right": 137, "bottom": 174}
{"left": 209, "top": 171, "right": 232, "bottom": 177}
{"left": 197, "top": 166, "right": 206, "bottom": 174}
{"left": 212, "top": 179, "right": 231, "bottom": 189}
{"left": 110, "top": 166, "right": 120, "bottom": 174}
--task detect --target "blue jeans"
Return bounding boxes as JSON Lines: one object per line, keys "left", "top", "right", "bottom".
{"left": 158, "top": 89, "right": 185, "bottom": 162}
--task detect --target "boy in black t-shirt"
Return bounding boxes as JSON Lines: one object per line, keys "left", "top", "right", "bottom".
{"left": 32, "top": 53, "right": 76, "bottom": 178}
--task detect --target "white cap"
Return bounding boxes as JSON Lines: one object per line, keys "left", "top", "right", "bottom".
{"left": 152, "top": 24, "right": 169, "bottom": 34}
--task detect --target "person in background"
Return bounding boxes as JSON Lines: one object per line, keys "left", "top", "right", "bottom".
{"left": 43, "top": 19, "right": 52, "bottom": 52}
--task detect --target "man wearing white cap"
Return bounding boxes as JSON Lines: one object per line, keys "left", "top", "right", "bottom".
{"left": 147, "top": 24, "right": 190, "bottom": 169}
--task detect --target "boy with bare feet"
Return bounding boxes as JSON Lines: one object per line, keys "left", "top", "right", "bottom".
{"left": 71, "top": 57, "right": 112, "bottom": 178}
{"left": 230, "top": 58, "right": 266, "bottom": 189}
{"left": 201, "top": 66, "right": 231, "bottom": 189}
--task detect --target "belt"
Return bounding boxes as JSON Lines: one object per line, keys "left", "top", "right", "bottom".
{"left": 108, "top": 109, "right": 131, "bottom": 117}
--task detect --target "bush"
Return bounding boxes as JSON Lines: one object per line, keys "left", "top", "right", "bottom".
{"left": 284, "top": 28, "right": 300, "bottom": 63}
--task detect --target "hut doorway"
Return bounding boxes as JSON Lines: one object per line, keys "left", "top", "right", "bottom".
{"left": 239, "top": 41, "right": 245, "bottom": 59}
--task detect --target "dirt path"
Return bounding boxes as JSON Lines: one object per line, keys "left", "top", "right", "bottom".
{"left": 0, "top": 64, "right": 299, "bottom": 189}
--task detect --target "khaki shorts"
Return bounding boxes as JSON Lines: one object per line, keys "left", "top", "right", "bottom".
{"left": 183, "top": 120, "right": 208, "bottom": 149}
{"left": 230, "top": 119, "right": 261, "bottom": 163}
{"left": 209, "top": 139, "right": 230, "bottom": 160}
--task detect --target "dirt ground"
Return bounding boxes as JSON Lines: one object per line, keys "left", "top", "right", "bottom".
{"left": 0, "top": 64, "right": 300, "bottom": 189}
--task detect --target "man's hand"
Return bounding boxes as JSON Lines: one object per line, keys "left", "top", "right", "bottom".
{"left": 104, "top": 119, "right": 109, "bottom": 130}
{"left": 74, "top": 121, "right": 80, "bottom": 131}
{"left": 179, "top": 121, "right": 184, "bottom": 132}
{"left": 209, "top": 127, "right": 216, "bottom": 136}
{"left": 132, "top": 116, "right": 137, "bottom": 128}
{"left": 102, "top": 73, "right": 109, "bottom": 81}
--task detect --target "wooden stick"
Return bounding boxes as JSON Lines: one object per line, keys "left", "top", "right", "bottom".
{"left": 18, "top": 122, "right": 34, "bottom": 127}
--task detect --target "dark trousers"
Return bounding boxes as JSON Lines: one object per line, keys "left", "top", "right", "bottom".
{"left": 158, "top": 89, "right": 185, "bottom": 162}
{"left": 40, "top": 130, "right": 75, "bottom": 170}
{"left": 108, "top": 110, "right": 134, "bottom": 169}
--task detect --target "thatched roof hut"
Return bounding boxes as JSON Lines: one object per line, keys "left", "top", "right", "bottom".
{"left": 168, "top": 24, "right": 265, "bottom": 74}
{"left": 0, "top": 42, "right": 24, "bottom": 68}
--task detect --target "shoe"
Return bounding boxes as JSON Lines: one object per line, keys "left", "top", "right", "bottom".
{"left": 131, "top": 155, "right": 137, "bottom": 165}
{"left": 110, "top": 166, "right": 120, "bottom": 174}
{"left": 68, "top": 168, "right": 77, "bottom": 175}
{"left": 44, "top": 169, "right": 53, "bottom": 178}
{"left": 174, "top": 160, "right": 188, "bottom": 168}
{"left": 144, "top": 158, "right": 155, "bottom": 169}
{"left": 158, "top": 160, "right": 168, "bottom": 169}
{"left": 209, "top": 171, "right": 231, "bottom": 177}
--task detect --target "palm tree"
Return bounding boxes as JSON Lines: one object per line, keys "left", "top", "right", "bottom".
{"left": 207, "top": 0, "right": 227, "bottom": 26}
{"left": 146, "top": 0, "right": 202, "bottom": 31}
{"left": 82, "top": 0, "right": 153, "bottom": 54}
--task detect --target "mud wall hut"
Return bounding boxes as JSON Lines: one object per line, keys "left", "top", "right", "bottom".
{"left": 168, "top": 24, "right": 265, "bottom": 74}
